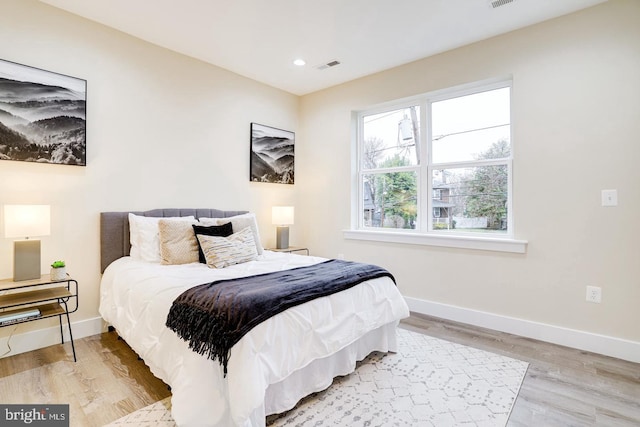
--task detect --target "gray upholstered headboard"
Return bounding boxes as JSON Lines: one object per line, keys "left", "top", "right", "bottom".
{"left": 100, "top": 208, "right": 248, "bottom": 273}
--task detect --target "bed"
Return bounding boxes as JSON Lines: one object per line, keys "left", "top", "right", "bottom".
{"left": 99, "top": 208, "right": 410, "bottom": 427}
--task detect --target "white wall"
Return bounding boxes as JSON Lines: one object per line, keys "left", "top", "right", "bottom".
{"left": 0, "top": 0, "right": 298, "bottom": 347}
{"left": 298, "top": 0, "right": 640, "bottom": 357}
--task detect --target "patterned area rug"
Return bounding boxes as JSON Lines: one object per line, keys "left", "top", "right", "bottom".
{"left": 105, "top": 328, "right": 528, "bottom": 427}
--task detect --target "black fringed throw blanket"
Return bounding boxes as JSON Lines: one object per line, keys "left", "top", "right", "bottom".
{"left": 165, "top": 259, "right": 395, "bottom": 376}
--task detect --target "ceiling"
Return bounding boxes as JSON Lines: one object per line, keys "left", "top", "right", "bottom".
{"left": 39, "top": 0, "right": 607, "bottom": 96}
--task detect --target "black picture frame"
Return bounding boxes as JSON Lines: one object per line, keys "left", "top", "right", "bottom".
{"left": 0, "top": 58, "right": 87, "bottom": 166}
{"left": 250, "top": 122, "right": 294, "bottom": 184}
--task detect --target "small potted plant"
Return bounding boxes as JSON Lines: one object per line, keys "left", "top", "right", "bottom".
{"left": 50, "top": 260, "right": 66, "bottom": 281}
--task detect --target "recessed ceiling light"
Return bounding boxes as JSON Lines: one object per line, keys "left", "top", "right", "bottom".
{"left": 293, "top": 59, "right": 306, "bottom": 66}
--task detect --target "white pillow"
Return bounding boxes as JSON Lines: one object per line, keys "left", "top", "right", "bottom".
{"left": 199, "top": 213, "right": 263, "bottom": 255}
{"left": 128, "top": 214, "right": 195, "bottom": 263}
{"left": 196, "top": 227, "right": 258, "bottom": 268}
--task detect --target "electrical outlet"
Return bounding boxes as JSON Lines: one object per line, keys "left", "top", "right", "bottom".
{"left": 586, "top": 286, "right": 602, "bottom": 303}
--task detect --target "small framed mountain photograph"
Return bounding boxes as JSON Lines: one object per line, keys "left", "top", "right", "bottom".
{"left": 250, "top": 122, "right": 294, "bottom": 185}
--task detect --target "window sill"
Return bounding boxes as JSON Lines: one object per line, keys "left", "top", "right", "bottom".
{"left": 343, "top": 229, "right": 527, "bottom": 254}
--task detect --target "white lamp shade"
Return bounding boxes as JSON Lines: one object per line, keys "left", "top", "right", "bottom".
{"left": 272, "top": 206, "right": 294, "bottom": 225}
{"left": 4, "top": 205, "right": 51, "bottom": 238}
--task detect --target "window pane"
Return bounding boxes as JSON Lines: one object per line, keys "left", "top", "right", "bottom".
{"left": 432, "top": 87, "right": 510, "bottom": 164}
{"left": 362, "top": 106, "right": 420, "bottom": 169}
{"left": 432, "top": 166, "right": 508, "bottom": 233}
{"left": 363, "top": 171, "right": 417, "bottom": 229}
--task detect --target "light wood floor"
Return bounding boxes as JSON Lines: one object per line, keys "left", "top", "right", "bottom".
{"left": 0, "top": 331, "right": 170, "bottom": 426}
{"left": 0, "top": 314, "right": 638, "bottom": 426}
{"left": 403, "top": 314, "right": 640, "bottom": 427}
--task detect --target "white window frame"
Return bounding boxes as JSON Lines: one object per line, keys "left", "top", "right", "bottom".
{"left": 346, "top": 77, "right": 527, "bottom": 253}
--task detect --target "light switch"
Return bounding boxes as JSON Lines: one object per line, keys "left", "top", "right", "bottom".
{"left": 601, "top": 189, "right": 618, "bottom": 207}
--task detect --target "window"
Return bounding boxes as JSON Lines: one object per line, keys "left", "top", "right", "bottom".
{"left": 355, "top": 79, "right": 514, "bottom": 241}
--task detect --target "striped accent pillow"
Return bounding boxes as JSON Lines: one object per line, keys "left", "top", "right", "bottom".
{"left": 196, "top": 227, "right": 258, "bottom": 269}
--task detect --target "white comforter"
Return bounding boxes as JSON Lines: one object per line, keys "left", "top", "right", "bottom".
{"left": 99, "top": 251, "right": 409, "bottom": 427}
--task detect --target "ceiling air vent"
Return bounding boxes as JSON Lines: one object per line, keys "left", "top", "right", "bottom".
{"left": 316, "top": 60, "right": 341, "bottom": 70}
{"left": 490, "top": 0, "right": 515, "bottom": 8}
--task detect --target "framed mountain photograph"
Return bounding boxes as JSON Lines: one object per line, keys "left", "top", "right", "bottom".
{"left": 250, "top": 122, "right": 294, "bottom": 184}
{"left": 0, "top": 58, "right": 87, "bottom": 166}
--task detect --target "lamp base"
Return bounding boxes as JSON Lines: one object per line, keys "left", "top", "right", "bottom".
{"left": 276, "top": 226, "right": 289, "bottom": 249}
{"left": 14, "top": 240, "right": 41, "bottom": 282}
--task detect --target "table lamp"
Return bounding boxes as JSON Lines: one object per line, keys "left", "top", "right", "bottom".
{"left": 272, "top": 206, "right": 294, "bottom": 249}
{"left": 4, "top": 205, "right": 51, "bottom": 281}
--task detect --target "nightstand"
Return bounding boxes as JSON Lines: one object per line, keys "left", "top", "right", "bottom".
{"left": 0, "top": 274, "right": 78, "bottom": 361}
{"left": 268, "top": 246, "right": 310, "bottom": 255}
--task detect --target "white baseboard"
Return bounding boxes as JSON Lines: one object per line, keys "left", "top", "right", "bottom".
{"left": 0, "top": 317, "right": 105, "bottom": 359}
{"left": 405, "top": 297, "right": 640, "bottom": 364}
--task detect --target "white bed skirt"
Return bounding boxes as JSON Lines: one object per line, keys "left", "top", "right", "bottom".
{"left": 248, "top": 322, "right": 399, "bottom": 426}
